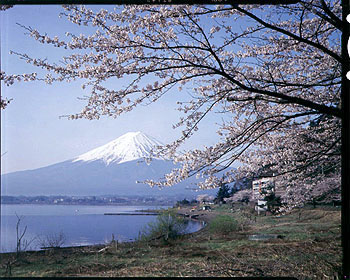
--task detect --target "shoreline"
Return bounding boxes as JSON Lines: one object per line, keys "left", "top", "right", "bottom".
{"left": 136, "top": 206, "right": 219, "bottom": 223}
{"left": 175, "top": 206, "right": 219, "bottom": 223}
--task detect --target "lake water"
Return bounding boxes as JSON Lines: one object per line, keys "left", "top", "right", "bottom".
{"left": 0, "top": 204, "right": 204, "bottom": 253}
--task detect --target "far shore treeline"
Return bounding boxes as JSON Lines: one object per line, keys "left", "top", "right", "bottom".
{"left": 0, "top": 195, "right": 176, "bottom": 206}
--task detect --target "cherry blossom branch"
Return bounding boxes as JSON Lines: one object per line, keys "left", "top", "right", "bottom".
{"left": 234, "top": 6, "right": 342, "bottom": 63}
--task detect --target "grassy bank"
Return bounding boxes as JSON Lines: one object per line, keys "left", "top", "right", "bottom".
{"left": 0, "top": 204, "right": 341, "bottom": 278}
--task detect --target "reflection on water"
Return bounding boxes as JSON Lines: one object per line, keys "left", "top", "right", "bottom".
{"left": 0, "top": 204, "right": 204, "bottom": 252}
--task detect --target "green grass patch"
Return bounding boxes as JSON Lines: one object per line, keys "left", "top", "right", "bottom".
{"left": 208, "top": 215, "right": 239, "bottom": 235}
{"left": 212, "top": 204, "right": 231, "bottom": 212}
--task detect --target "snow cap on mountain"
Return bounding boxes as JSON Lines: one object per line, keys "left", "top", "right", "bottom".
{"left": 73, "top": 131, "right": 164, "bottom": 165}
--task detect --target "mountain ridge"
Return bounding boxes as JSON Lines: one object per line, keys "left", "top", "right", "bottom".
{"left": 2, "top": 132, "right": 219, "bottom": 198}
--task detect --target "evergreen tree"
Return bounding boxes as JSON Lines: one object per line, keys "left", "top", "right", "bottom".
{"left": 216, "top": 183, "right": 231, "bottom": 202}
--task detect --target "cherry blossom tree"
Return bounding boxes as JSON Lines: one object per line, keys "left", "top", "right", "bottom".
{"left": 0, "top": 5, "right": 13, "bottom": 11}
{"left": 0, "top": 1, "right": 342, "bottom": 209}
{"left": 0, "top": 5, "right": 14, "bottom": 109}
{"left": 224, "top": 189, "right": 253, "bottom": 203}
{"left": 0, "top": 97, "right": 12, "bottom": 109}
{"left": 288, "top": 174, "right": 341, "bottom": 207}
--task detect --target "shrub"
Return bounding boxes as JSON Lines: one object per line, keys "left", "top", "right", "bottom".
{"left": 140, "top": 210, "right": 187, "bottom": 243}
{"left": 208, "top": 215, "right": 239, "bottom": 235}
{"left": 36, "top": 231, "right": 66, "bottom": 248}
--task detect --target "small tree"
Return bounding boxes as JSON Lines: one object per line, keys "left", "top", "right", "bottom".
{"left": 190, "top": 199, "right": 198, "bottom": 205}
{"left": 175, "top": 198, "right": 190, "bottom": 207}
{"left": 15, "top": 214, "right": 35, "bottom": 257}
{"left": 216, "top": 183, "right": 231, "bottom": 203}
{"left": 264, "top": 193, "right": 282, "bottom": 212}
{"left": 230, "top": 187, "right": 238, "bottom": 197}
{"left": 229, "top": 189, "right": 253, "bottom": 203}
{"left": 140, "top": 210, "right": 187, "bottom": 243}
{"left": 36, "top": 231, "right": 66, "bottom": 249}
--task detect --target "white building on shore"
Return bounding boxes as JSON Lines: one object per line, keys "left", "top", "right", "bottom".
{"left": 252, "top": 178, "right": 275, "bottom": 214}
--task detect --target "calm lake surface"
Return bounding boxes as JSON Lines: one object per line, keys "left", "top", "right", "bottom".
{"left": 0, "top": 204, "right": 204, "bottom": 253}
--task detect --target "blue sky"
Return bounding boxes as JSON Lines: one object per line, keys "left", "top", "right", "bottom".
{"left": 1, "top": 5, "right": 225, "bottom": 174}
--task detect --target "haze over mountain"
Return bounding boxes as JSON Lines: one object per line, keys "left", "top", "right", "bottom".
{"left": 2, "top": 132, "right": 218, "bottom": 198}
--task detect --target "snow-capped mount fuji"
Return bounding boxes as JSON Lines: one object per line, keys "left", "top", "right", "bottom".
{"left": 73, "top": 132, "right": 164, "bottom": 165}
{"left": 2, "top": 132, "right": 218, "bottom": 198}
